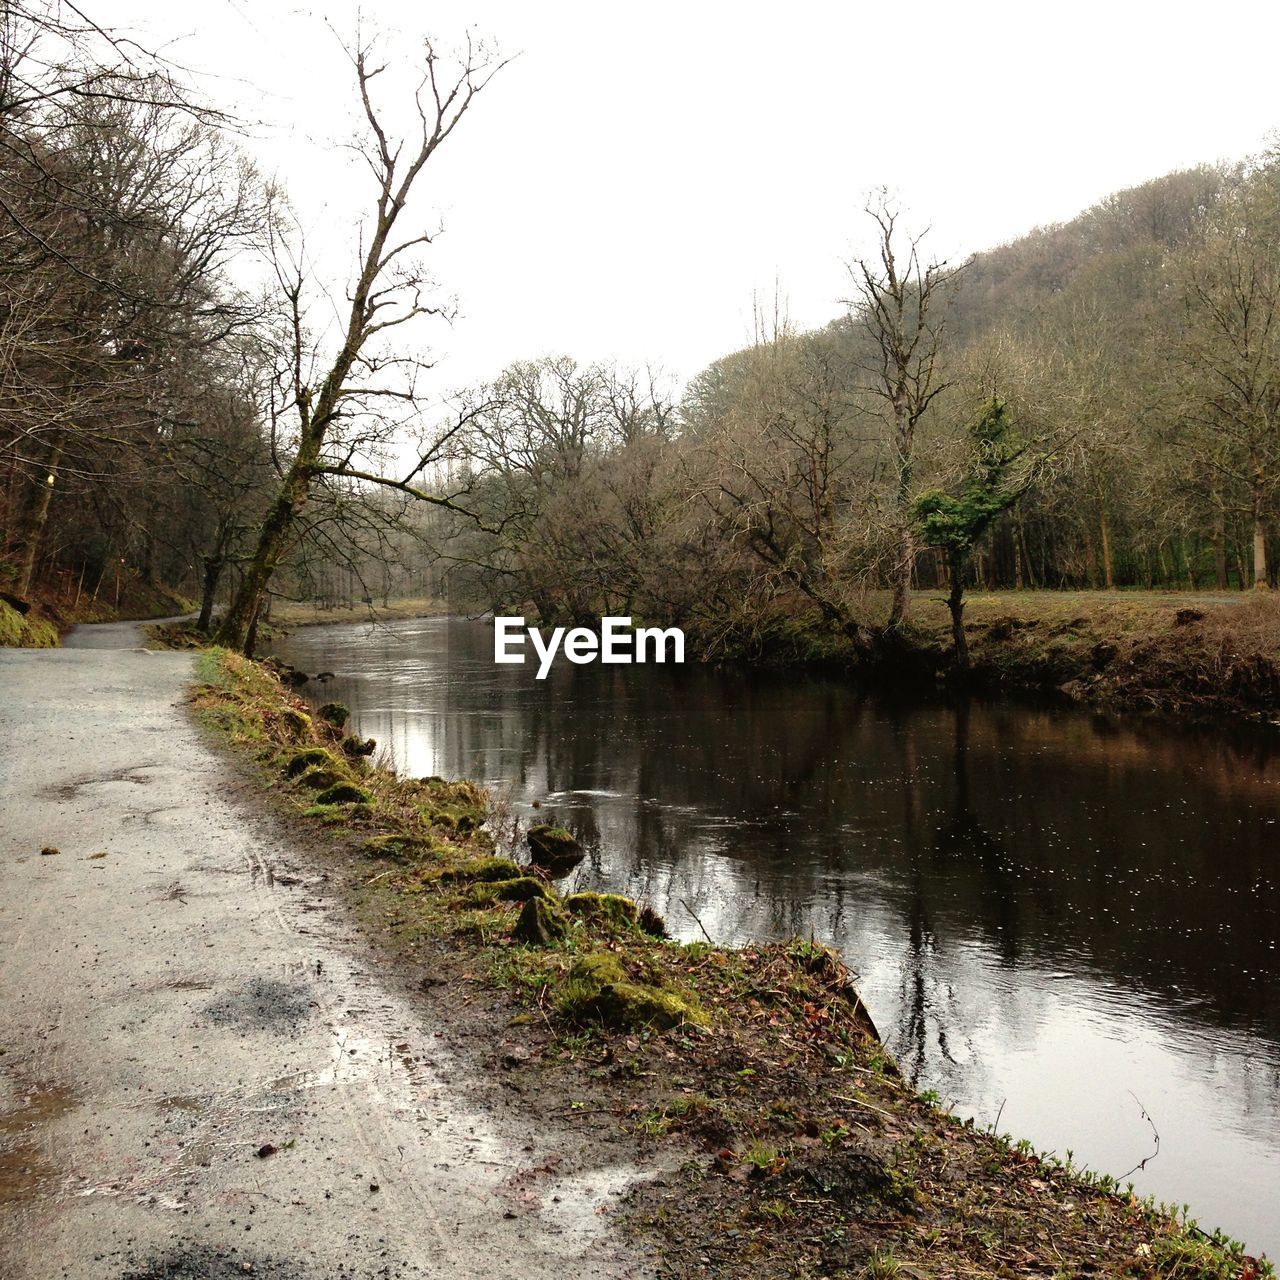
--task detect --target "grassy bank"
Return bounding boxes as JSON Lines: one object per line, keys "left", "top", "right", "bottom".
{"left": 270, "top": 594, "right": 451, "bottom": 627}
{"left": 185, "top": 643, "right": 1269, "bottom": 1280}
{"left": 0, "top": 566, "right": 192, "bottom": 648}
{"left": 697, "top": 590, "right": 1280, "bottom": 727}
{"left": 0, "top": 597, "right": 59, "bottom": 647}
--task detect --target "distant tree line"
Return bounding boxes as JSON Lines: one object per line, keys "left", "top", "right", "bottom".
{"left": 4, "top": 0, "right": 1278, "bottom": 661}
{"left": 432, "top": 157, "right": 1280, "bottom": 657}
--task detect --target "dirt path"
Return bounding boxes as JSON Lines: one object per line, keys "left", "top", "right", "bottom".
{"left": 0, "top": 626, "right": 651, "bottom": 1279}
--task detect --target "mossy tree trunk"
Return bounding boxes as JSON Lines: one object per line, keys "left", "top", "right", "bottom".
{"left": 15, "top": 435, "right": 62, "bottom": 598}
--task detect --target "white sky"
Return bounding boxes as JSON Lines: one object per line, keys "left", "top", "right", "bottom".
{"left": 116, "top": 0, "right": 1280, "bottom": 395}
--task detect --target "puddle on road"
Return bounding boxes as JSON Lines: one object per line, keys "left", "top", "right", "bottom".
{"left": 0, "top": 1080, "right": 77, "bottom": 1205}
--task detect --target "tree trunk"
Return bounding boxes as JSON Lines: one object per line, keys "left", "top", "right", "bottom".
{"left": 197, "top": 520, "right": 236, "bottom": 633}
{"left": 1099, "top": 506, "right": 1114, "bottom": 590}
{"left": 15, "top": 436, "right": 63, "bottom": 598}
{"left": 215, "top": 447, "right": 315, "bottom": 652}
{"left": 1252, "top": 488, "right": 1268, "bottom": 589}
{"left": 1212, "top": 503, "right": 1228, "bottom": 590}
{"left": 947, "top": 549, "right": 969, "bottom": 671}
{"left": 886, "top": 400, "right": 914, "bottom": 629}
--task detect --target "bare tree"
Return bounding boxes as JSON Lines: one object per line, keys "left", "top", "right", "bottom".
{"left": 847, "top": 197, "right": 967, "bottom": 628}
{"left": 1175, "top": 181, "right": 1280, "bottom": 589}
{"left": 215, "top": 33, "right": 507, "bottom": 651}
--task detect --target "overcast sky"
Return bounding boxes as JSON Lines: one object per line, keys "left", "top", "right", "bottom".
{"left": 118, "top": 0, "right": 1280, "bottom": 395}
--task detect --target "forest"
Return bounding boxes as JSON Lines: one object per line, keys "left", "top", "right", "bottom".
{"left": 4, "top": 0, "right": 1280, "bottom": 667}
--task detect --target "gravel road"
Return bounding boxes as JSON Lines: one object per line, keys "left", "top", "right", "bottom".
{"left": 0, "top": 624, "right": 650, "bottom": 1279}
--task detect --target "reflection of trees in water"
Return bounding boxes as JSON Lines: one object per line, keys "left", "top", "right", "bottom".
{"left": 890, "top": 701, "right": 968, "bottom": 1085}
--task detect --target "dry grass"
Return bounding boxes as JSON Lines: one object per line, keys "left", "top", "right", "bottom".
{"left": 919, "top": 590, "right": 1280, "bottom": 721}
{"left": 270, "top": 594, "right": 451, "bottom": 627}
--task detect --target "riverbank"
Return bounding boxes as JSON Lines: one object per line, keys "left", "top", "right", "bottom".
{"left": 689, "top": 589, "right": 1280, "bottom": 728}
{"left": 188, "top": 643, "right": 1272, "bottom": 1279}
{"left": 271, "top": 594, "right": 452, "bottom": 627}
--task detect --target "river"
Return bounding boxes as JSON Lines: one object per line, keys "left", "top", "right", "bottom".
{"left": 272, "top": 614, "right": 1280, "bottom": 1257}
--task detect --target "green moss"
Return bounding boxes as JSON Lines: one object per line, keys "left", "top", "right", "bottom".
{"left": 559, "top": 951, "right": 704, "bottom": 1031}
{"left": 285, "top": 747, "right": 342, "bottom": 779}
{"left": 363, "top": 833, "right": 436, "bottom": 861}
{"left": 438, "top": 856, "right": 522, "bottom": 883}
{"left": 302, "top": 803, "right": 352, "bottom": 823}
{"left": 20, "top": 616, "right": 58, "bottom": 647}
{"left": 569, "top": 951, "right": 628, "bottom": 986}
{"left": 297, "top": 765, "right": 345, "bottom": 791}
{"left": 318, "top": 701, "right": 349, "bottom": 728}
{"left": 315, "top": 781, "right": 372, "bottom": 805}
{"left": 526, "top": 824, "right": 581, "bottom": 867}
{"left": 467, "top": 876, "right": 553, "bottom": 905}
{"left": 420, "top": 777, "right": 485, "bottom": 807}
{"left": 0, "top": 600, "right": 58, "bottom": 648}
{"left": 423, "top": 804, "right": 484, "bottom": 833}
{"left": 0, "top": 601, "right": 21, "bottom": 646}
{"left": 281, "top": 708, "right": 312, "bottom": 739}
{"left": 564, "top": 891, "right": 640, "bottom": 930}
{"left": 512, "top": 895, "right": 569, "bottom": 945}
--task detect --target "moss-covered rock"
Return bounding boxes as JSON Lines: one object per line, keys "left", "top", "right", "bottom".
{"left": 526, "top": 824, "right": 583, "bottom": 876}
{"left": 564, "top": 891, "right": 640, "bottom": 930}
{"left": 342, "top": 734, "right": 376, "bottom": 757}
{"left": 280, "top": 708, "right": 312, "bottom": 739}
{"left": 0, "top": 600, "right": 21, "bottom": 646}
{"left": 569, "top": 951, "right": 628, "bottom": 986}
{"left": 284, "top": 747, "right": 342, "bottom": 779}
{"left": 578, "top": 980, "right": 702, "bottom": 1031}
{"left": 362, "top": 833, "right": 435, "bottom": 861}
{"left": 512, "top": 895, "right": 569, "bottom": 946}
{"left": 468, "top": 876, "right": 553, "bottom": 905}
{"left": 297, "top": 765, "right": 346, "bottom": 791}
{"left": 438, "top": 856, "right": 522, "bottom": 883}
{"left": 318, "top": 701, "right": 349, "bottom": 728}
{"left": 315, "top": 780, "right": 372, "bottom": 805}
{"left": 0, "top": 600, "right": 58, "bottom": 648}
{"left": 560, "top": 951, "right": 704, "bottom": 1031}
{"left": 423, "top": 804, "right": 483, "bottom": 834}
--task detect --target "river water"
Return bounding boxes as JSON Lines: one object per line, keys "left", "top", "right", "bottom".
{"left": 273, "top": 615, "right": 1280, "bottom": 1257}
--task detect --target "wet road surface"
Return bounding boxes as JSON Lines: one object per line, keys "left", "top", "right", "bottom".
{"left": 0, "top": 625, "right": 650, "bottom": 1279}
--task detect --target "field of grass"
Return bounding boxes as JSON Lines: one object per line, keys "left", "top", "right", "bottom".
{"left": 903, "top": 589, "right": 1280, "bottom": 723}
{"left": 270, "top": 594, "right": 451, "bottom": 627}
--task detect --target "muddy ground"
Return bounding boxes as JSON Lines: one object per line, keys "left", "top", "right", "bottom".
{"left": 0, "top": 625, "right": 659, "bottom": 1279}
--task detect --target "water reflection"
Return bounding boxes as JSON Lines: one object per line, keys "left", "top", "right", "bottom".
{"left": 274, "top": 616, "right": 1280, "bottom": 1255}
